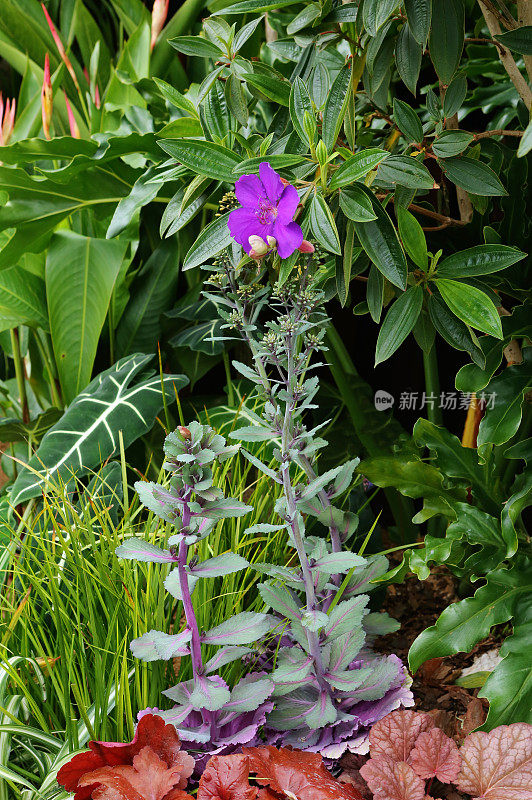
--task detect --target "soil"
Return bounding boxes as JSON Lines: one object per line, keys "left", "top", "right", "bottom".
{"left": 339, "top": 565, "right": 504, "bottom": 800}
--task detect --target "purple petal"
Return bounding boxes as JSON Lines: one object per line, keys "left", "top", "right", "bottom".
{"left": 235, "top": 173, "right": 265, "bottom": 208}
{"left": 259, "top": 161, "right": 284, "bottom": 204}
{"left": 276, "top": 184, "right": 299, "bottom": 224}
{"left": 228, "top": 207, "right": 258, "bottom": 253}
{"left": 273, "top": 220, "right": 303, "bottom": 258}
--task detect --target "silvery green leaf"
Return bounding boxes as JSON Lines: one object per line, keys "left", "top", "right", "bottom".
{"left": 204, "top": 646, "right": 252, "bottom": 674}
{"left": 328, "top": 458, "right": 360, "bottom": 498}
{"left": 364, "top": 612, "right": 400, "bottom": 636}
{"left": 243, "top": 523, "right": 287, "bottom": 535}
{"left": 344, "top": 554, "right": 389, "bottom": 596}
{"left": 324, "top": 595, "right": 369, "bottom": 641}
{"left": 315, "top": 505, "right": 359, "bottom": 540}
{"left": 115, "top": 538, "right": 177, "bottom": 563}
{"left": 298, "top": 466, "right": 343, "bottom": 501}
{"left": 312, "top": 552, "right": 366, "bottom": 575}
{"left": 135, "top": 481, "right": 183, "bottom": 524}
{"left": 300, "top": 609, "right": 329, "bottom": 631}
{"left": 253, "top": 563, "right": 303, "bottom": 588}
{"left": 303, "top": 689, "right": 338, "bottom": 728}
{"left": 189, "top": 553, "right": 249, "bottom": 578}
{"left": 259, "top": 582, "right": 303, "bottom": 622}
{"left": 200, "top": 497, "right": 253, "bottom": 518}
{"left": 232, "top": 360, "right": 261, "bottom": 381}
{"left": 130, "top": 629, "right": 191, "bottom": 661}
{"left": 241, "top": 449, "right": 281, "bottom": 482}
{"left": 328, "top": 629, "right": 366, "bottom": 671}
{"left": 267, "top": 688, "right": 318, "bottom": 730}
{"left": 271, "top": 648, "right": 314, "bottom": 684}
{"left": 165, "top": 675, "right": 231, "bottom": 711}
{"left": 343, "top": 655, "right": 400, "bottom": 701}
{"left": 202, "top": 611, "right": 277, "bottom": 645}
{"left": 326, "top": 666, "right": 372, "bottom": 692}
{"left": 164, "top": 569, "right": 199, "bottom": 601}
{"left": 230, "top": 425, "right": 276, "bottom": 442}
{"left": 232, "top": 15, "right": 265, "bottom": 52}
{"left": 224, "top": 674, "right": 274, "bottom": 713}
{"left": 157, "top": 704, "right": 196, "bottom": 728}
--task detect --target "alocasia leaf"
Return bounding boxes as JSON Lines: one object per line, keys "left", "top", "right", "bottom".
{"left": 368, "top": 709, "right": 435, "bottom": 763}
{"left": 359, "top": 757, "right": 426, "bottom": 800}
{"left": 455, "top": 723, "right": 532, "bottom": 800}
{"left": 409, "top": 728, "right": 461, "bottom": 783}
{"left": 197, "top": 754, "right": 257, "bottom": 800}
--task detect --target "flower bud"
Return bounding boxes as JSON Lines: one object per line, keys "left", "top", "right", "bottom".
{"left": 64, "top": 93, "right": 80, "bottom": 138}
{"left": 41, "top": 3, "right": 80, "bottom": 91}
{"left": 316, "top": 139, "right": 328, "bottom": 168}
{"left": 298, "top": 240, "right": 315, "bottom": 253}
{"left": 248, "top": 235, "right": 269, "bottom": 256}
{"left": 151, "top": 0, "right": 170, "bottom": 51}
{"left": 0, "top": 94, "right": 16, "bottom": 146}
{"left": 266, "top": 236, "right": 277, "bottom": 248}
{"left": 178, "top": 426, "right": 191, "bottom": 440}
{"left": 41, "top": 54, "right": 53, "bottom": 140}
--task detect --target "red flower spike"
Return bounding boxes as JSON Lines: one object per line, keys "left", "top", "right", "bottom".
{"left": 0, "top": 94, "right": 16, "bottom": 145}
{"left": 151, "top": 0, "right": 170, "bottom": 51}
{"left": 78, "top": 746, "right": 193, "bottom": 800}
{"left": 368, "top": 709, "right": 435, "bottom": 764}
{"left": 64, "top": 93, "right": 80, "bottom": 138}
{"left": 297, "top": 240, "right": 315, "bottom": 253}
{"left": 244, "top": 746, "right": 363, "bottom": 800}
{"left": 197, "top": 754, "right": 257, "bottom": 800}
{"left": 41, "top": 3, "right": 80, "bottom": 90}
{"left": 57, "top": 714, "right": 194, "bottom": 800}
{"left": 409, "top": 728, "right": 461, "bottom": 783}
{"left": 359, "top": 756, "right": 426, "bottom": 800}
{"left": 41, "top": 54, "right": 53, "bottom": 140}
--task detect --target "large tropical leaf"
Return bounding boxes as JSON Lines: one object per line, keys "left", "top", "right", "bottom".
{"left": 10, "top": 354, "right": 188, "bottom": 505}
{"left": 46, "top": 232, "right": 129, "bottom": 404}
{"left": 0, "top": 265, "right": 48, "bottom": 332}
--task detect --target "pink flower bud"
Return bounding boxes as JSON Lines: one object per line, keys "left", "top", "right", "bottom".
{"left": 298, "top": 240, "right": 315, "bottom": 253}
{"left": 41, "top": 54, "right": 53, "bottom": 140}
{"left": 0, "top": 94, "right": 16, "bottom": 146}
{"left": 151, "top": 0, "right": 170, "bottom": 51}
{"left": 41, "top": 3, "right": 80, "bottom": 91}
{"left": 64, "top": 93, "right": 80, "bottom": 138}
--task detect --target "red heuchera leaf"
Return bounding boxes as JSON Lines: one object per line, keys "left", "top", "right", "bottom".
{"left": 359, "top": 756, "right": 426, "bottom": 800}
{"left": 78, "top": 746, "right": 194, "bottom": 800}
{"left": 409, "top": 728, "right": 461, "bottom": 783}
{"left": 368, "top": 709, "right": 435, "bottom": 763}
{"left": 57, "top": 714, "right": 194, "bottom": 800}
{"left": 455, "top": 722, "right": 532, "bottom": 800}
{"left": 244, "top": 746, "right": 363, "bottom": 800}
{"left": 197, "top": 754, "right": 257, "bottom": 800}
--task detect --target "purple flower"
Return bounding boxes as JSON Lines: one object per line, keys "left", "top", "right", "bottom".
{"left": 228, "top": 162, "right": 303, "bottom": 259}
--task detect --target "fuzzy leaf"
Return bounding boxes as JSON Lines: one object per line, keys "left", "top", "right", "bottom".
{"left": 359, "top": 757, "right": 426, "bottom": 800}
{"left": 202, "top": 612, "right": 277, "bottom": 645}
{"left": 456, "top": 723, "right": 532, "bottom": 800}
{"left": 116, "top": 538, "right": 178, "bottom": 564}
{"left": 324, "top": 596, "right": 368, "bottom": 641}
{"left": 369, "top": 709, "right": 435, "bottom": 762}
{"left": 130, "top": 629, "right": 192, "bottom": 662}
{"left": 190, "top": 553, "right": 249, "bottom": 578}
{"left": 198, "top": 754, "right": 256, "bottom": 800}
{"left": 409, "top": 728, "right": 461, "bottom": 783}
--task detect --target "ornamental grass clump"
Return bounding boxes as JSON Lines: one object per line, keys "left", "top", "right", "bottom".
{"left": 118, "top": 165, "right": 411, "bottom": 767}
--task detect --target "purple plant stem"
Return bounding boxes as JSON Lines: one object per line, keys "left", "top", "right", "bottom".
{"left": 177, "top": 495, "right": 204, "bottom": 680}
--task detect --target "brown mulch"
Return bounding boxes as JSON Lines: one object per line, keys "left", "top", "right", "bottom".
{"left": 339, "top": 565, "right": 504, "bottom": 799}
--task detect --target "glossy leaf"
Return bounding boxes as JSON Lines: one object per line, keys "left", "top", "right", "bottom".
{"left": 183, "top": 212, "right": 233, "bottom": 271}
{"left": 395, "top": 23, "right": 422, "bottom": 95}
{"left": 352, "top": 185, "right": 408, "bottom": 289}
{"left": 329, "top": 149, "right": 389, "bottom": 191}
{"left": 436, "top": 245, "right": 526, "bottom": 277}
{"left": 309, "top": 193, "right": 341, "bottom": 254}
{"left": 432, "top": 130, "right": 474, "bottom": 158}
{"left": 494, "top": 26, "right": 532, "bottom": 56}
{"left": 375, "top": 286, "right": 423, "bottom": 365}
{"left": 405, "top": 0, "right": 432, "bottom": 45}
{"left": 339, "top": 185, "right": 378, "bottom": 222}
{"left": 0, "top": 267, "right": 48, "bottom": 332}
{"left": 393, "top": 99, "right": 424, "bottom": 143}
{"left": 242, "top": 72, "right": 291, "bottom": 106}
{"left": 435, "top": 279, "right": 503, "bottom": 338}
{"left": 429, "top": 0, "right": 464, "bottom": 84}
{"left": 477, "top": 349, "right": 532, "bottom": 448}
{"left": 159, "top": 139, "right": 241, "bottom": 182}
{"left": 322, "top": 62, "right": 351, "bottom": 153}
{"left": 440, "top": 156, "right": 507, "bottom": 196}
{"left": 396, "top": 206, "right": 427, "bottom": 269}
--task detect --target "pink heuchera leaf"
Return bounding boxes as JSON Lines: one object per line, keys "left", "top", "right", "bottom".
{"left": 455, "top": 722, "right": 532, "bottom": 800}
{"left": 368, "top": 710, "right": 435, "bottom": 763}
{"left": 409, "top": 728, "right": 461, "bottom": 783}
{"left": 78, "top": 746, "right": 194, "bottom": 800}
{"left": 197, "top": 754, "right": 257, "bottom": 800}
{"left": 359, "top": 756, "right": 426, "bottom": 800}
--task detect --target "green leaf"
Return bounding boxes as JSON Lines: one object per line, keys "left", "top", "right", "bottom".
{"left": 46, "top": 232, "right": 128, "bottom": 403}
{"left": 339, "top": 185, "right": 378, "bottom": 222}
{"left": 309, "top": 193, "right": 341, "bottom": 254}
{"left": 153, "top": 78, "right": 198, "bottom": 118}
{"left": 10, "top": 354, "right": 188, "bottom": 505}
{"left": 204, "top": 79, "right": 231, "bottom": 142}
{"left": 494, "top": 26, "right": 532, "bottom": 56}
{"left": 405, "top": 0, "right": 432, "bottom": 45}
{"left": 517, "top": 116, "right": 532, "bottom": 158}
{"left": 233, "top": 155, "right": 306, "bottom": 174}
{"left": 375, "top": 286, "right": 423, "bottom": 365}
{"left": 287, "top": 3, "right": 321, "bottom": 35}
{"left": 213, "top": 0, "right": 299, "bottom": 13}
{"left": 428, "top": 0, "right": 464, "bottom": 84}
{"left": 170, "top": 319, "right": 225, "bottom": 356}
{"left": 362, "top": 0, "right": 399, "bottom": 36}
{"left": 393, "top": 99, "right": 424, "bottom": 143}
{"left": 202, "top": 611, "right": 276, "bottom": 645}
{"left": 170, "top": 35, "right": 225, "bottom": 58}
{"left": 395, "top": 22, "right": 422, "bottom": 95}
{"left": 158, "top": 139, "right": 240, "bottom": 182}
{"left": 367, "top": 265, "right": 384, "bottom": 323}
{"left": 242, "top": 72, "right": 291, "bottom": 106}
{"left": 329, "top": 149, "right": 389, "bottom": 191}
{"left": 183, "top": 212, "right": 233, "bottom": 270}
{"left": 225, "top": 73, "right": 248, "bottom": 126}
{"left": 396, "top": 206, "right": 427, "bottom": 269}
{"left": 428, "top": 293, "right": 484, "bottom": 366}
{"left": 409, "top": 560, "right": 531, "bottom": 673}
{"left": 377, "top": 155, "right": 434, "bottom": 189}
{"left": 289, "top": 77, "right": 315, "bottom": 147}
{"left": 0, "top": 266, "right": 48, "bottom": 332}
{"left": 437, "top": 245, "right": 526, "bottom": 277}
{"left": 107, "top": 168, "right": 164, "bottom": 239}
{"left": 0, "top": 408, "right": 62, "bottom": 443}
{"left": 439, "top": 156, "right": 507, "bottom": 196}
{"left": 435, "top": 278, "right": 503, "bottom": 338}
{"left": 443, "top": 74, "right": 467, "bottom": 118}
{"left": 432, "top": 130, "right": 474, "bottom": 158}
{"left": 322, "top": 62, "right": 352, "bottom": 153}
{"left": 232, "top": 15, "right": 265, "bottom": 51}
{"left": 352, "top": 185, "right": 408, "bottom": 289}
{"left": 477, "top": 349, "right": 532, "bottom": 447}
{"left": 191, "top": 553, "right": 249, "bottom": 578}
